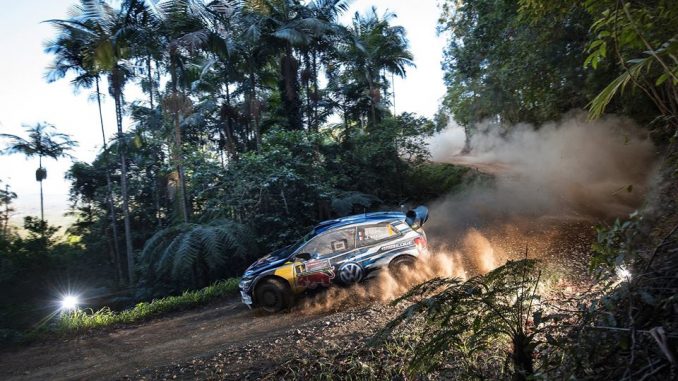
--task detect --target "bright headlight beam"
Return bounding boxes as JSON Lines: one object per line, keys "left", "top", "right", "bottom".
{"left": 60, "top": 295, "right": 79, "bottom": 311}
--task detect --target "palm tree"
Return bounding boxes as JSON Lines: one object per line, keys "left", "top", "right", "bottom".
{"left": 305, "top": 0, "right": 350, "bottom": 130}
{"left": 0, "top": 123, "right": 77, "bottom": 221}
{"left": 244, "top": 0, "right": 340, "bottom": 131}
{"left": 144, "top": 0, "right": 214, "bottom": 223}
{"left": 333, "top": 8, "right": 414, "bottom": 128}
{"left": 48, "top": 0, "right": 137, "bottom": 284}
{"left": 44, "top": 12, "right": 125, "bottom": 283}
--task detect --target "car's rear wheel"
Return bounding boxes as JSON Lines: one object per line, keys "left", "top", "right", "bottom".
{"left": 389, "top": 256, "right": 417, "bottom": 278}
{"left": 254, "top": 278, "right": 292, "bottom": 313}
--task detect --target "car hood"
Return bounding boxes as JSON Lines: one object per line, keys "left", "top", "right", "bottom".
{"left": 244, "top": 246, "right": 293, "bottom": 276}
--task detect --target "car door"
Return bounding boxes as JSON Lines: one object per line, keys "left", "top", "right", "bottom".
{"left": 293, "top": 228, "right": 356, "bottom": 288}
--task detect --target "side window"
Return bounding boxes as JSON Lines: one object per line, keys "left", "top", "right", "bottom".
{"left": 357, "top": 223, "right": 398, "bottom": 248}
{"left": 301, "top": 228, "right": 356, "bottom": 257}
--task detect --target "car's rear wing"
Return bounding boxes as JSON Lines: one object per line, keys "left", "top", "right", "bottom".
{"left": 405, "top": 206, "right": 429, "bottom": 229}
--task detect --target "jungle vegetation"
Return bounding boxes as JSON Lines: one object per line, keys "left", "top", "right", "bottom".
{"left": 0, "top": 0, "right": 458, "bottom": 335}
{"left": 0, "top": 0, "right": 676, "bottom": 379}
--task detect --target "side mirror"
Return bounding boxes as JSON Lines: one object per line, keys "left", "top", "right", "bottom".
{"left": 295, "top": 252, "right": 312, "bottom": 261}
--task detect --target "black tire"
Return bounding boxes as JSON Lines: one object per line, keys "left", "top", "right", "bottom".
{"left": 254, "top": 278, "right": 293, "bottom": 313}
{"left": 389, "top": 256, "right": 417, "bottom": 278}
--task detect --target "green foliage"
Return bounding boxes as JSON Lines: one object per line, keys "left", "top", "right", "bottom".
{"left": 405, "top": 163, "right": 470, "bottom": 201}
{"left": 0, "top": 180, "right": 17, "bottom": 239}
{"left": 0, "top": 218, "right": 85, "bottom": 332}
{"left": 582, "top": 0, "right": 678, "bottom": 127}
{"left": 330, "top": 191, "right": 381, "bottom": 216}
{"left": 54, "top": 278, "right": 239, "bottom": 334}
{"left": 590, "top": 211, "right": 642, "bottom": 279}
{"left": 8, "top": 0, "right": 473, "bottom": 342}
{"left": 376, "top": 259, "right": 547, "bottom": 379}
{"left": 326, "top": 113, "right": 437, "bottom": 204}
{"left": 518, "top": 0, "right": 678, "bottom": 132}
{"left": 139, "top": 219, "right": 255, "bottom": 290}
{"left": 560, "top": 211, "right": 678, "bottom": 380}
{"left": 327, "top": 7, "right": 414, "bottom": 128}
{"left": 438, "top": 0, "right": 599, "bottom": 128}
{"left": 0, "top": 122, "right": 77, "bottom": 161}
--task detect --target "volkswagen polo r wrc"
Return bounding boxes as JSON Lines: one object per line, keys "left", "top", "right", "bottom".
{"left": 239, "top": 206, "right": 429, "bottom": 312}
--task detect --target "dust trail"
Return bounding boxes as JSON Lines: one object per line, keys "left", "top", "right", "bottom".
{"left": 425, "top": 111, "right": 657, "bottom": 278}
{"left": 429, "top": 111, "right": 657, "bottom": 221}
{"left": 301, "top": 112, "right": 658, "bottom": 313}
{"left": 299, "top": 233, "right": 473, "bottom": 314}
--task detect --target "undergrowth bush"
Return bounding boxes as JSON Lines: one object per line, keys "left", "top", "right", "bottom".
{"left": 54, "top": 278, "right": 239, "bottom": 334}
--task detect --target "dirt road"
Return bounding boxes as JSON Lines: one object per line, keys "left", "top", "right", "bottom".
{"left": 0, "top": 299, "right": 332, "bottom": 380}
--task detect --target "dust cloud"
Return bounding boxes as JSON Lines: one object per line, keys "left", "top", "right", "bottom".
{"left": 301, "top": 112, "right": 658, "bottom": 313}
{"left": 298, "top": 249, "right": 467, "bottom": 314}
{"left": 425, "top": 110, "right": 657, "bottom": 275}
{"left": 429, "top": 111, "right": 657, "bottom": 221}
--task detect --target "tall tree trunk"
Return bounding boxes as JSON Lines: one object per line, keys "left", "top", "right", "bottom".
{"left": 2, "top": 184, "right": 9, "bottom": 237}
{"left": 96, "top": 77, "right": 123, "bottom": 285}
{"left": 303, "top": 52, "right": 312, "bottom": 130}
{"left": 249, "top": 67, "right": 261, "bottom": 151}
{"left": 113, "top": 83, "right": 135, "bottom": 285}
{"left": 223, "top": 73, "right": 237, "bottom": 159}
{"left": 312, "top": 49, "right": 319, "bottom": 131}
{"left": 38, "top": 155, "right": 44, "bottom": 222}
{"left": 171, "top": 64, "right": 189, "bottom": 223}
{"left": 281, "top": 44, "right": 302, "bottom": 130}
{"left": 462, "top": 124, "right": 472, "bottom": 154}
{"left": 146, "top": 56, "right": 154, "bottom": 110}
{"left": 366, "top": 67, "right": 380, "bottom": 129}
{"left": 368, "top": 81, "right": 377, "bottom": 129}
{"left": 391, "top": 72, "right": 396, "bottom": 116}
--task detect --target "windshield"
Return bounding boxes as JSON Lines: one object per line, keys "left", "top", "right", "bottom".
{"left": 287, "top": 231, "right": 314, "bottom": 255}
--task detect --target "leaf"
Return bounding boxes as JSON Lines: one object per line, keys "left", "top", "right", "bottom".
{"left": 656, "top": 72, "right": 669, "bottom": 86}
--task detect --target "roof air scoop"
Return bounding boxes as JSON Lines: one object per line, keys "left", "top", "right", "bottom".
{"left": 405, "top": 205, "right": 429, "bottom": 229}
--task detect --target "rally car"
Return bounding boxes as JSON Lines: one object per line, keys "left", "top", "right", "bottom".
{"left": 239, "top": 206, "right": 429, "bottom": 312}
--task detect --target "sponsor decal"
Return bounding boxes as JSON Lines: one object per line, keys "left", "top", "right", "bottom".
{"left": 296, "top": 270, "right": 335, "bottom": 289}
{"left": 294, "top": 258, "right": 335, "bottom": 289}
{"left": 303, "top": 259, "right": 332, "bottom": 273}
{"left": 339, "top": 262, "right": 364, "bottom": 284}
{"left": 379, "top": 240, "right": 414, "bottom": 252}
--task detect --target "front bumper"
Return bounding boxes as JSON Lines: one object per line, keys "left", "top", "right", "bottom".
{"left": 240, "top": 290, "right": 253, "bottom": 307}
{"left": 239, "top": 278, "right": 254, "bottom": 307}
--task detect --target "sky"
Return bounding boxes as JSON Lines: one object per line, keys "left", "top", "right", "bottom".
{"left": 0, "top": 0, "right": 447, "bottom": 227}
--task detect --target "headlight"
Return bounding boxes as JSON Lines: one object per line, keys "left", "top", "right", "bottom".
{"left": 239, "top": 279, "right": 253, "bottom": 290}
{"left": 60, "top": 295, "right": 80, "bottom": 311}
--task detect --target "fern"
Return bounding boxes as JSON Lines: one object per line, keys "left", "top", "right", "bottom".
{"left": 375, "top": 259, "right": 545, "bottom": 379}
{"left": 140, "top": 219, "right": 256, "bottom": 287}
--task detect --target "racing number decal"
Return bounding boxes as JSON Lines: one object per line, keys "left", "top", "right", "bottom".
{"left": 339, "top": 262, "right": 364, "bottom": 284}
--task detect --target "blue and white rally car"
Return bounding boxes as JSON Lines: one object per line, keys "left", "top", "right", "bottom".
{"left": 239, "top": 206, "right": 429, "bottom": 312}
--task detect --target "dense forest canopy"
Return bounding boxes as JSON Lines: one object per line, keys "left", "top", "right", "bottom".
{"left": 1, "top": 0, "right": 451, "bottom": 328}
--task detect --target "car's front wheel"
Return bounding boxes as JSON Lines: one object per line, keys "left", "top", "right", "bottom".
{"left": 254, "top": 278, "right": 292, "bottom": 313}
